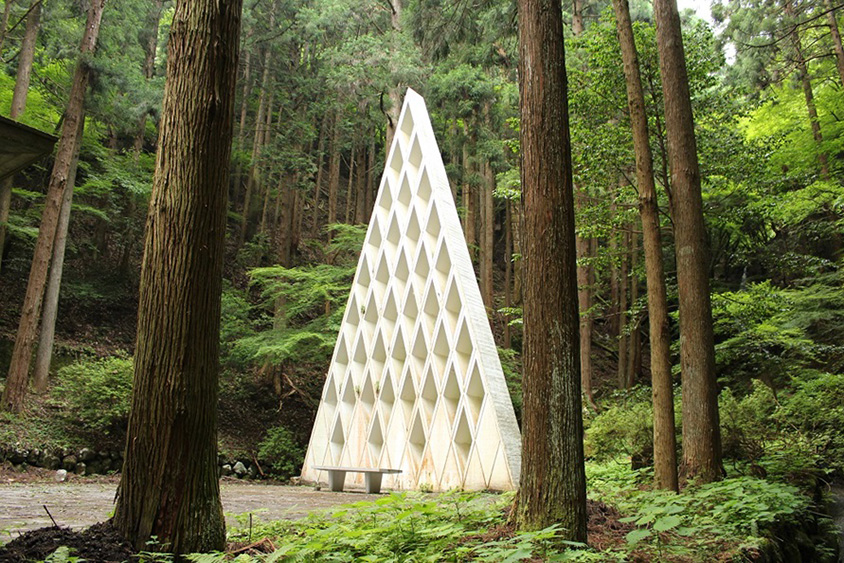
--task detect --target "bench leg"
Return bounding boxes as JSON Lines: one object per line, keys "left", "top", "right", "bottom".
{"left": 327, "top": 470, "right": 346, "bottom": 492}
{"left": 365, "top": 472, "right": 383, "bottom": 494}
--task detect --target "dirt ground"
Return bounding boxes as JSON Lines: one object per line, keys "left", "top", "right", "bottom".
{"left": 0, "top": 469, "right": 380, "bottom": 545}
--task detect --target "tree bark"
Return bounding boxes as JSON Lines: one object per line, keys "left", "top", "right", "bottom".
{"left": 0, "top": 0, "right": 14, "bottom": 53}
{"left": 653, "top": 0, "right": 721, "bottom": 484}
{"left": 785, "top": 0, "right": 829, "bottom": 179}
{"left": 32, "top": 116, "right": 85, "bottom": 393}
{"left": 462, "top": 130, "right": 476, "bottom": 260}
{"left": 311, "top": 111, "right": 328, "bottom": 234}
{"left": 344, "top": 148, "right": 355, "bottom": 224}
{"left": 617, "top": 224, "right": 629, "bottom": 389}
{"left": 2, "top": 0, "right": 105, "bottom": 413}
{"left": 515, "top": 0, "right": 587, "bottom": 540}
{"left": 113, "top": 0, "right": 241, "bottom": 551}
{"left": 0, "top": 0, "right": 40, "bottom": 267}
{"left": 572, "top": 0, "right": 584, "bottom": 35}
{"left": 827, "top": 0, "right": 844, "bottom": 88}
{"left": 327, "top": 112, "right": 341, "bottom": 229}
{"left": 504, "top": 198, "right": 512, "bottom": 349}
{"left": 481, "top": 158, "right": 494, "bottom": 309}
{"left": 239, "top": 42, "right": 271, "bottom": 245}
{"left": 626, "top": 228, "right": 641, "bottom": 388}
{"left": 133, "top": 0, "right": 164, "bottom": 156}
{"left": 355, "top": 142, "right": 367, "bottom": 224}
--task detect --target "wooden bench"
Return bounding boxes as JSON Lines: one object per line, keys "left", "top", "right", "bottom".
{"left": 314, "top": 466, "right": 402, "bottom": 494}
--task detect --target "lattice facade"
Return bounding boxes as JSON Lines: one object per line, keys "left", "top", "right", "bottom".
{"left": 300, "top": 89, "right": 521, "bottom": 491}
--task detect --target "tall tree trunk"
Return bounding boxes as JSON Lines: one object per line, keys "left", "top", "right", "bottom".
{"left": 0, "top": 0, "right": 14, "bottom": 53}
{"left": 0, "top": 0, "right": 40, "bottom": 268}
{"left": 2, "top": 0, "right": 104, "bottom": 413}
{"left": 617, "top": 225, "right": 630, "bottom": 389}
{"left": 626, "top": 228, "right": 641, "bottom": 388}
{"left": 653, "top": 0, "right": 721, "bottom": 484}
{"left": 608, "top": 202, "right": 620, "bottom": 337}
{"left": 355, "top": 142, "right": 367, "bottom": 224}
{"left": 32, "top": 116, "right": 85, "bottom": 393}
{"left": 327, "top": 112, "right": 340, "bottom": 229}
{"left": 514, "top": 0, "right": 587, "bottom": 539}
{"left": 827, "top": 0, "right": 844, "bottom": 88}
{"left": 365, "top": 135, "right": 375, "bottom": 223}
{"left": 512, "top": 200, "right": 523, "bottom": 306}
{"left": 785, "top": 0, "right": 830, "bottom": 179}
{"left": 239, "top": 43, "right": 271, "bottom": 245}
{"left": 344, "top": 148, "right": 355, "bottom": 224}
{"left": 462, "top": 132, "right": 476, "bottom": 259}
{"left": 133, "top": 0, "right": 164, "bottom": 155}
{"left": 311, "top": 112, "right": 328, "bottom": 234}
{"left": 113, "top": 0, "right": 241, "bottom": 551}
{"left": 504, "top": 198, "right": 512, "bottom": 348}
{"left": 571, "top": 0, "right": 584, "bottom": 35}
{"left": 480, "top": 159, "right": 494, "bottom": 309}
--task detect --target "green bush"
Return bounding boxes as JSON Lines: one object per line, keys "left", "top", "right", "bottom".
{"left": 257, "top": 425, "right": 305, "bottom": 479}
{"left": 53, "top": 353, "right": 134, "bottom": 434}
{"left": 585, "top": 388, "right": 654, "bottom": 462}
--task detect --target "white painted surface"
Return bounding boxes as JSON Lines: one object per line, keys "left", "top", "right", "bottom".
{"left": 301, "top": 89, "right": 521, "bottom": 492}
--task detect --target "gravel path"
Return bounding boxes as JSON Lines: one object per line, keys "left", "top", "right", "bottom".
{"left": 0, "top": 481, "right": 380, "bottom": 544}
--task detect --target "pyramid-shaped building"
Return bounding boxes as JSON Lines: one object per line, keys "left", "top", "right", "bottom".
{"left": 300, "top": 89, "right": 521, "bottom": 491}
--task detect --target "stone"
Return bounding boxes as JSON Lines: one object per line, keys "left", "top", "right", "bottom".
{"left": 247, "top": 464, "right": 259, "bottom": 479}
{"left": 233, "top": 461, "right": 247, "bottom": 477}
{"left": 221, "top": 464, "right": 233, "bottom": 476}
{"left": 300, "top": 89, "right": 521, "bottom": 492}
{"left": 62, "top": 455, "right": 77, "bottom": 471}
{"left": 54, "top": 469, "right": 68, "bottom": 482}
{"left": 9, "top": 449, "right": 27, "bottom": 464}
{"left": 43, "top": 454, "right": 61, "bottom": 470}
{"left": 78, "top": 448, "right": 96, "bottom": 462}
{"left": 75, "top": 462, "right": 86, "bottom": 475}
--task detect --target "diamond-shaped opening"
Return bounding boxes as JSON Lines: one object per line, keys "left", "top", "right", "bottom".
{"left": 368, "top": 416, "right": 385, "bottom": 462}
{"left": 387, "top": 149, "right": 402, "bottom": 183}
{"left": 399, "top": 108, "right": 415, "bottom": 141}
{"left": 406, "top": 207, "right": 421, "bottom": 248}
{"left": 385, "top": 212, "right": 401, "bottom": 258}
{"left": 408, "top": 409, "right": 426, "bottom": 465}
{"left": 408, "top": 135, "right": 423, "bottom": 176}
{"left": 414, "top": 244, "right": 430, "bottom": 291}
{"left": 340, "top": 377, "right": 356, "bottom": 428}
{"left": 361, "top": 290, "right": 378, "bottom": 343}
{"left": 466, "top": 362, "right": 485, "bottom": 427}
{"left": 361, "top": 373, "right": 376, "bottom": 416}
{"left": 370, "top": 331, "right": 387, "bottom": 378}
{"left": 323, "top": 373, "right": 339, "bottom": 408}
{"left": 397, "top": 173, "right": 412, "bottom": 215}
{"left": 434, "top": 239, "right": 452, "bottom": 294}
{"left": 443, "top": 277, "right": 462, "bottom": 335}
{"left": 417, "top": 167, "right": 433, "bottom": 205}
{"left": 334, "top": 336, "right": 349, "bottom": 372}
{"left": 410, "top": 327, "right": 428, "bottom": 385}
{"left": 425, "top": 202, "right": 442, "bottom": 250}
{"left": 432, "top": 322, "right": 450, "bottom": 378}
{"left": 455, "top": 318, "right": 473, "bottom": 376}
{"left": 442, "top": 363, "right": 460, "bottom": 424}
{"left": 391, "top": 326, "right": 408, "bottom": 376}
{"left": 382, "top": 290, "right": 399, "bottom": 342}
{"left": 380, "top": 371, "right": 396, "bottom": 425}
{"left": 399, "top": 367, "right": 417, "bottom": 427}
{"left": 402, "top": 286, "right": 419, "bottom": 336}
{"left": 352, "top": 333, "right": 368, "bottom": 374}
{"left": 330, "top": 417, "right": 345, "bottom": 464}
{"left": 356, "top": 254, "right": 372, "bottom": 296}
{"left": 344, "top": 294, "right": 361, "bottom": 344}
{"left": 366, "top": 220, "right": 382, "bottom": 255}
{"left": 377, "top": 176, "right": 395, "bottom": 222}
{"left": 420, "top": 365, "right": 438, "bottom": 426}
{"left": 454, "top": 408, "right": 472, "bottom": 471}
{"left": 394, "top": 250, "right": 410, "bottom": 297}
{"left": 373, "top": 253, "right": 390, "bottom": 303}
{"left": 421, "top": 282, "right": 439, "bottom": 337}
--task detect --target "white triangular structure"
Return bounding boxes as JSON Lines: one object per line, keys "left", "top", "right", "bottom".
{"left": 300, "top": 89, "right": 521, "bottom": 491}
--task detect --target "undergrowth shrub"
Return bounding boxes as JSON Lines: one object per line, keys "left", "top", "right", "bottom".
{"left": 257, "top": 425, "right": 304, "bottom": 479}
{"left": 584, "top": 389, "right": 653, "bottom": 462}
{"left": 52, "top": 353, "right": 133, "bottom": 434}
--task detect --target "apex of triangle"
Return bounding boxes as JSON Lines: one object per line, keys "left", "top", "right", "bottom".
{"left": 301, "top": 89, "right": 521, "bottom": 492}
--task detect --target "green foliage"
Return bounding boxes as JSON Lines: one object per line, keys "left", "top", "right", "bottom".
{"left": 584, "top": 389, "right": 653, "bottom": 462}
{"left": 497, "top": 347, "right": 522, "bottom": 422}
{"left": 257, "top": 426, "right": 305, "bottom": 479}
{"left": 52, "top": 353, "right": 134, "bottom": 434}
